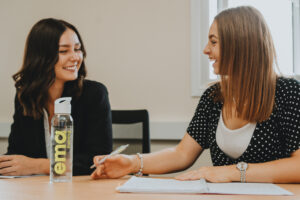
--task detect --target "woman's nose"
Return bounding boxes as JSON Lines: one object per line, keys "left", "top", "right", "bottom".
{"left": 70, "top": 51, "right": 79, "bottom": 61}
{"left": 203, "top": 44, "right": 210, "bottom": 55}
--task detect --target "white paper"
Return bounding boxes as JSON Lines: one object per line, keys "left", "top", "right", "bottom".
{"left": 207, "top": 182, "right": 293, "bottom": 195}
{"left": 0, "top": 174, "right": 45, "bottom": 179}
{"left": 117, "top": 176, "right": 208, "bottom": 193}
{"left": 0, "top": 175, "right": 31, "bottom": 179}
{"left": 117, "top": 177, "right": 293, "bottom": 196}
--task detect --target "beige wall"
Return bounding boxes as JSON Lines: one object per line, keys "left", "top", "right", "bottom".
{"left": 0, "top": 0, "right": 199, "bottom": 123}
{"left": 0, "top": 139, "right": 8, "bottom": 155}
{"left": 0, "top": 0, "right": 210, "bottom": 171}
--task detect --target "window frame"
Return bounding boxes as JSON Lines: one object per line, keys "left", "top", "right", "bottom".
{"left": 190, "top": 0, "right": 210, "bottom": 96}
{"left": 293, "top": 0, "right": 300, "bottom": 75}
{"left": 190, "top": 0, "right": 300, "bottom": 97}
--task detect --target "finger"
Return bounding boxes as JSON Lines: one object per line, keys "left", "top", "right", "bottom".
{"left": 96, "top": 173, "right": 108, "bottom": 179}
{"left": 91, "top": 166, "right": 107, "bottom": 179}
{"left": 0, "top": 160, "right": 14, "bottom": 169}
{"left": 175, "top": 171, "right": 192, "bottom": 180}
{"left": 93, "top": 155, "right": 106, "bottom": 164}
{"left": 186, "top": 171, "right": 204, "bottom": 180}
{"left": 91, "top": 171, "right": 98, "bottom": 179}
{"left": 0, "top": 155, "right": 13, "bottom": 162}
{"left": 96, "top": 166, "right": 108, "bottom": 179}
{"left": 0, "top": 166, "right": 17, "bottom": 175}
{"left": 91, "top": 172, "right": 108, "bottom": 180}
{"left": 90, "top": 165, "right": 104, "bottom": 178}
{"left": 175, "top": 171, "right": 198, "bottom": 181}
{"left": 96, "top": 165, "right": 105, "bottom": 176}
{"left": 1, "top": 171, "right": 18, "bottom": 176}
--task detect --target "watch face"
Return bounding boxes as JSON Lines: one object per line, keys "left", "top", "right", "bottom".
{"left": 237, "top": 162, "right": 248, "bottom": 170}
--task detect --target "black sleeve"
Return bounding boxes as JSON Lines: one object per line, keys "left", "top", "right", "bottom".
{"left": 186, "top": 85, "right": 217, "bottom": 149}
{"left": 72, "top": 82, "right": 113, "bottom": 175}
{"left": 6, "top": 94, "right": 47, "bottom": 158}
{"left": 6, "top": 94, "right": 24, "bottom": 155}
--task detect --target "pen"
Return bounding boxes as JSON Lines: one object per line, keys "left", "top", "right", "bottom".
{"left": 90, "top": 144, "right": 129, "bottom": 169}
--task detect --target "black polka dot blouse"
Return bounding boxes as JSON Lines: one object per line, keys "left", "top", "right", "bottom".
{"left": 187, "top": 77, "right": 300, "bottom": 166}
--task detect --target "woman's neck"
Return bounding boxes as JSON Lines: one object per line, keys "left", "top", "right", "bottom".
{"left": 222, "top": 104, "right": 249, "bottom": 130}
{"left": 48, "top": 80, "right": 65, "bottom": 104}
{"left": 47, "top": 80, "right": 65, "bottom": 133}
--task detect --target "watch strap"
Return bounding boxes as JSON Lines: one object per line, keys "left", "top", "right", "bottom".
{"left": 240, "top": 169, "right": 246, "bottom": 183}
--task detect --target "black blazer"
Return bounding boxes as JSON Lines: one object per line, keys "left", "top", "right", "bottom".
{"left": 6, "top": 80, "right": 113, "bottom": 175}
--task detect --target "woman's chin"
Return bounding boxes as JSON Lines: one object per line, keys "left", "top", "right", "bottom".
{"left": 57, "top": 75, "right": 78, "bottom": 82}
{"left": 213, "top": 68, "right": 220, "bottom": 75}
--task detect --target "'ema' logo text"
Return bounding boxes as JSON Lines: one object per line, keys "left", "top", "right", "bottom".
{"left": 54, "top": 130, "right": 67, "bottom": 175}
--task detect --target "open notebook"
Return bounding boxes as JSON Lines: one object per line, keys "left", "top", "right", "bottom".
{"left": 116, "top": 177, "right": 293, "bottom": 196}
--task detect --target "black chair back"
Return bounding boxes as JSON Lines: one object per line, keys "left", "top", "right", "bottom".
{"left": 111, "top": 110, "right": 150, "bottom": 154}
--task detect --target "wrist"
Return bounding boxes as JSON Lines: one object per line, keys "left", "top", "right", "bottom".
{"left": 130, "top": 155, "right": 140, "bottom": 174}
{"left": 135, "top": 153, "right": 143, "bottom": 176}
{"left": 35, "top": 158, "right": 50, "bottom": 175}
{"left": 228, "top": 165, "right": 240, "bottom": 182}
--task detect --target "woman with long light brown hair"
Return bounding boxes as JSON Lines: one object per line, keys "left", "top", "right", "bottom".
{"left": 91, "top": 6, "right": 300, "bottom": 183}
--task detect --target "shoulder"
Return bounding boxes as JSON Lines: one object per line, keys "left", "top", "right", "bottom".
{"left": 195, "top": 82, "right": 220, "bottom": 111}
{"left": 77, "top": 80, "right": 109, "bottom": 104}
{"left": 276, "top": 76, "right": 300, "bottom": 99}
{"left": 82, "top": 79, "right": 108, "bottom": 95}
{"left": 276, "top": 76, "right": 300, "bottom": 89}
{"left": 200, "top": 82, "right": 220, "bottom": 103}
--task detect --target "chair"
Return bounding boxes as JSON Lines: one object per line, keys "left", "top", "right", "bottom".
{"left": 111, "top": 110, "right": 150, "bottom": 155}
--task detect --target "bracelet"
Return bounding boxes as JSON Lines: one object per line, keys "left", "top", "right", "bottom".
{"left": 135, "top": 153, "right": 143, "bottom": 177}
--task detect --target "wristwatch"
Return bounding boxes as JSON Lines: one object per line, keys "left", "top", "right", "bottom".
{"left": 236, "top": 162, "right": 248, "bottom": 183}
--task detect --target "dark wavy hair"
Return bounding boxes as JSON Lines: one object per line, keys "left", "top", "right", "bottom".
{"left": 13, "top": 18, "right": 87, "bottom": 119}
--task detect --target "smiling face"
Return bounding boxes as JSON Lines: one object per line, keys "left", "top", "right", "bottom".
{"left": 54, "top": 28, "right": 83, "bottom": 84}
{"left": 203, "top": 21, "right": 220, "bottom": 75}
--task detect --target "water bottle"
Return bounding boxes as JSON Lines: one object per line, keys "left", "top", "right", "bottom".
{"left": 50, "top": 97, "right": 73, "bottom": 182}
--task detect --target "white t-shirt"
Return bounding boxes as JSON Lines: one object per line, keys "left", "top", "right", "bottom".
{"left": 216, "top": 111, "right": 256, "bottom": 159}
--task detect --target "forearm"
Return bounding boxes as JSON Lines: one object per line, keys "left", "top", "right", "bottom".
{"left": 131, "top": 144, "right": 202, "bottom": 175}
{"left": 130, "top": 133, "right": 202, "bottom": 175}
{"left": 130, "top": 147, "right": 189, "bottom": 175}
{"left": 225, "top": 156, "right": 300, "bottom": 183}
{"left": 246, "top": 157, "right": 300, "bottom": 183}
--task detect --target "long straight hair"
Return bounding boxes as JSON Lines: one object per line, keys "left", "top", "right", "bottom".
{"left": 13, "top": 18, "right": 87, "bottom": 119}
{"left": 214, "top": 6, "right": 277, "bottom": 122}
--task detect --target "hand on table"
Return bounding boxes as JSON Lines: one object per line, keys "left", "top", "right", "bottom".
{"left": 0, "top": 155, "right": 48, "bottom": 176}
{"left": 175, "top": 165, "right": 237, "bottom": 183}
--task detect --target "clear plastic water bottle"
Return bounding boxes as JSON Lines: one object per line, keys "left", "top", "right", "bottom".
{"left": 50, "top": 97, "right": 73, "bottom": 183}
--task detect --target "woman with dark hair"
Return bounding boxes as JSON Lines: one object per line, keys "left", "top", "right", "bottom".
{"left": 0, "top": 18, "right": 112, "bottom": 176}
{"left": 91, "top": 6, "right": 300, "bottom": 183}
